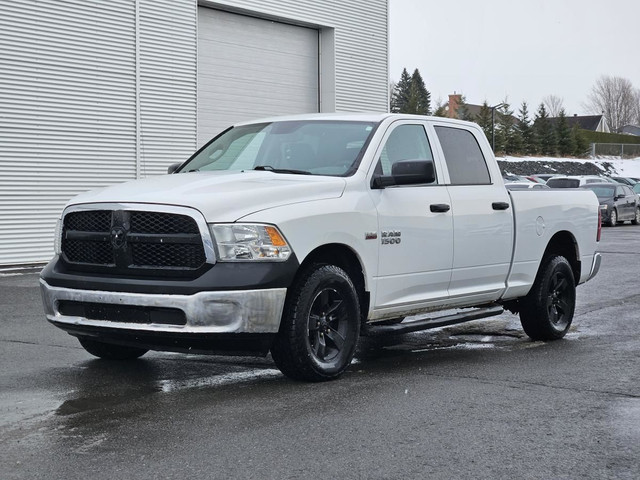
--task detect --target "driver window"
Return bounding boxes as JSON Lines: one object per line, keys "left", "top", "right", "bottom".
{"left": 377, "top": 124, "right": 434, "bottom": 178}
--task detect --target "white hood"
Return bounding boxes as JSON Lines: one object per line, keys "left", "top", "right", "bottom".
{"left": 68, "top": 171, "right": 347, "bottom": 221}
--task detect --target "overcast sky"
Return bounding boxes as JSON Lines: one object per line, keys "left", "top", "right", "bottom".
{"left": 389, "top": 0, "right": 640, "bottom": 116}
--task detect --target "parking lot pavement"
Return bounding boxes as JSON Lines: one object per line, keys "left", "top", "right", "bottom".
{"left": 1, "top": 226, "right": 639, "bottom": 479}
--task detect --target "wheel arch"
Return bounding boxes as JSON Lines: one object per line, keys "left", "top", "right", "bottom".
{"left": 296, "top": 243, "right": 369, "bottom": 323}
{"left": 542, "top": 230, "right": 580, "bottom": 285}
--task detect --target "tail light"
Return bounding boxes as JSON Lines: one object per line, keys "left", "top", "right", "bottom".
{"left": 597, "top": 208, "right": 601, "bottom": 242}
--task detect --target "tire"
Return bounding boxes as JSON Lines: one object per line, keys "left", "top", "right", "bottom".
{"left": 78, "top": 337, "right": 148, "bottom": 360}
{"left": 608, "top": 208, "right": 617, "bottom": 227}
{"left": 632, "top": 207, "right": 640, "bottom": 225}
{"left": 519, "top": 255, "right": 576, "bottom": 341}
{"left": 271, "top": 264, "right": 361, "bottom": 382}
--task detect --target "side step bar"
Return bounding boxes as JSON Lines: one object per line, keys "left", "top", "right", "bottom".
{"left": 363, "top": 304, "right": 504, "bottom": 337}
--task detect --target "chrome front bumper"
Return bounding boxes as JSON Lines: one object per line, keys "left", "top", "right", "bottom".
{"left": 40, "top": 280, "right": 286, "bottom": 334}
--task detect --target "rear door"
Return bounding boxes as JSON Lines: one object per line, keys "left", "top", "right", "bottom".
{"left": 431, "top": 123, "right": 514, "bottom": 302}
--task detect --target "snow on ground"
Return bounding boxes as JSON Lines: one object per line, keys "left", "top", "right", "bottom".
{"left": 497, "top": 155, "right": 640, "bottom": 178}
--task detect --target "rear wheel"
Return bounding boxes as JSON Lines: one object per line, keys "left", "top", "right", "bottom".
{"left": 271, "top": 264, "right": 360, "bottom": 382}
{"left": 632, "top": 207, "right": 640, "bottom": 225}
{"left": 519, "top": 255, "right": 576, "bottom": 341}
{"left": 78, "top": 337, "right": 148, "bottom": 360}
{"left": 608, "top": 208, "right": 617, "bottom": 227}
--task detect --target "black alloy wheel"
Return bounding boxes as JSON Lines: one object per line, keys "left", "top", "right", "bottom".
{"left": 545, "top": 269, "right": 573, "bottom": 331}
{"left": 307, "top": 287, "right": 349, "bottom": 363}
{"left": 520, "top": 255, "right": 576, "bottom": 341}
{"left": 271, "top": 264, "right": 361, "bottom": 382}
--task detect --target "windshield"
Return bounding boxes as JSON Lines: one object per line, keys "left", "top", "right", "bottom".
{"left": 178, "top": 120, "right": 377, "bottom": 176}
{"left": 582, "top": 185, "right": 614, "bottom": 199}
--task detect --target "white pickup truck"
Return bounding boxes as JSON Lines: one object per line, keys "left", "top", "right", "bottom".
{"left": 41, "top": 114, "right": 602, "bottom": 381}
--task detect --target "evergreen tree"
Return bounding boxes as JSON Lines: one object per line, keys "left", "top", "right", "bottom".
{"left": 390, "top": 68, "right": 431, "bottom": 115}
{"left": 555, "top": 109, "right": 575, "bottom": 156}
{"left": 475, "top": 101, "right": 493, "bottom": 143}
{"left": 390, "top": 68, "right": 411, "bottom": 113}
{"left": 533, "top": 103, "right": 556, "bottom": 156}
{"left": 404, "top": 69, "right": 431, "bottom": 115}
{"left": 433, "top": 101, "right": 447, "bottom": 117}
{"left": 571, "top": 124, "right": 589, "bottom": 157}
{"left": 457, "top": 95, "right": 471, "bottom": 121}
{"left": 495, "top": 101, "right": 520, "bottom": 154}
{"left": 515, "top": 101, "right": 535, "bottom": 155}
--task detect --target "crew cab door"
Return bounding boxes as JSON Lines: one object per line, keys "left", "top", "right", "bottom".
{"left": 431, "top": 123, "right": 514, "bottom": 302}
{"left": 368, "top": 121, "right": 453, "bottom": 310}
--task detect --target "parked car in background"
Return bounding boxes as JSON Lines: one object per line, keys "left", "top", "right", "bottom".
{"left": 547, "top": 175, "right": 610, "bottom": 188}
{"left": 505, "top": 182, "right": 550, "bottom": 190}
{"left": 530, "top": 174, "right": 557, "bottom": 183}
{"left": 502, "top": 174, "right": 535, "bottom": 184}
{"left": 581, "top": 183, "right": 640, "bottom": 227}
{"left": 611, "top": 176, "right": 638, "bottom": 186}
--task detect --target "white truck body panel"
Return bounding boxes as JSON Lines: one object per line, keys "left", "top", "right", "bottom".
{"left": 43, "top": 113, "right": 601, "bottom": 332}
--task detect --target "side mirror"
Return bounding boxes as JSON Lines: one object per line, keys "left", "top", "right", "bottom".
{"left": 167, "top": 163, "right": 181, "bottom": 174}
{"left": 372, "top": 160, "right": 435, "bottom": 189}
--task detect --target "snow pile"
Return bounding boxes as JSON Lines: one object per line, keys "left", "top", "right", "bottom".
{"left": 497, "top": 155, "right": 640, "bottom": 178}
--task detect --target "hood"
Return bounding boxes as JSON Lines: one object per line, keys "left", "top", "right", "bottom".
{"left": 68, "top": 171, "right": 347, "bottom": 221}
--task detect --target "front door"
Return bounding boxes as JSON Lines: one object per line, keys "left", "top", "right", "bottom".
{"left": 369, "top": 121, "right": 454, "bottom": 311}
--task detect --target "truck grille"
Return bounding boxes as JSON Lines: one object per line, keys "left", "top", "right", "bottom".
{"left": 61, "top": 209, "right": 207, "bottom": 274}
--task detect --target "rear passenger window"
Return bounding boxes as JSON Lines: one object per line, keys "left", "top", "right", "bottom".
{"left": 434, "top": 126, "right": 490, "bottom": 185}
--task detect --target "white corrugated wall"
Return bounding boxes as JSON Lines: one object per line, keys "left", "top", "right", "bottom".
{"left": 139, "top": 0, "right": 197, "bottom": 177}
{"left": 0, "top": 0, "right": 387, "bottom": 265}
{"left": 0, "top": 0, "right": 197, "bottom": 265}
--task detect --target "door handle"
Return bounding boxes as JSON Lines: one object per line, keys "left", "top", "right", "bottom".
{"left": 430, "top": 204, "right": 450, "bottom": 213}
{"left": 492, "top": 202, "right": 510, "bottom": 210}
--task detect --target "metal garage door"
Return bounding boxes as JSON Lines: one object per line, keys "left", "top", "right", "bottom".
{"left": 197, "top": 8, "right": 319, "bottom": 146}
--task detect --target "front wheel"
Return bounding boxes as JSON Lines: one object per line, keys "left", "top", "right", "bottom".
{"left": 632, "top": 207, "right": 640, "bottom": 225}
{"left": 608, "top": 208, "right": 617, "bottom": 227}
{"left": 519, "top": 255, "right": 576, "bottom": 341}
{"left": 78, "top": 337, "right": 148, "bottom": 360}
{"left": 271, "top": 264, "right": 361, "bottom": 382}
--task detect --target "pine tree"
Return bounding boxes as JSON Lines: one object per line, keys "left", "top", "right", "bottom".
{"left": 533, "top": 103, "right": 556, "bottom": 156}
{"left": 404, "top": 69, "right": 431, "bottom": 115}
{"left": 390, "top": 68, "right": 411, "bottom": 113}
{"left": 495, "top": 101, "right": 520, "bottom": 155}
{"left": 515, "top": 101, "right": 535, "bottom": 155}
{"left": 555, "top": 109, "right": 574, "bottom": 156}
{"left": 475, "top": 101, "right": 493, "bottom": 143}
{"left": 433, "top": 101, "right": 447, "bottom": 117}
{"left": 571, "top": 124, "right": 589, "bottom": 157}
{"left": 457, "top": 95, "right": 471, "bottom": 121}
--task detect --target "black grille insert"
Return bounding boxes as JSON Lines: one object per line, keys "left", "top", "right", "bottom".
{"left": 61, "top": 209, "right": 207, "bottom": 274}
{"left": 58, "top": 301, "right": 187, "bottom": 325}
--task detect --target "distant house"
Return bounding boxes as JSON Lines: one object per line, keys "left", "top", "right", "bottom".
{"left": 445, "top": 93, "right": 518, "bottom": 123}
{"left": 548, "top": 114, "right": 610, "bottom": 133}
{"left": 621, "top": 125, "right": 640, "bottom": 136}
{"left": 446, "top": 94, "right": 484, "bottom": 119}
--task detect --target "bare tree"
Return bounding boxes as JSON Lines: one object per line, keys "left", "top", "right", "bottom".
{"left": 542, "top": 94, "right": 564, "bottom": 117}
{"left": 634, "top": 89, "right": 640, "bottom": 125}
{"left": 584, "top": 75, "right": 636, "bottom": 132}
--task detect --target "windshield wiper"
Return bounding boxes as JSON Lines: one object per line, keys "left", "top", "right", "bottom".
{"left": 254, "top": 165, "right": 311, "bottom": 175}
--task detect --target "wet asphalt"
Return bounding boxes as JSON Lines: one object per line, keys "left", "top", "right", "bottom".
{"left": 1, "top": 226, "right": 639, "bottom": 479}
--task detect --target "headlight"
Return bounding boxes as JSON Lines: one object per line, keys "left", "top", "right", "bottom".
{"left": 53, "top": 218, "right": 62, "bottom": 255}
{"left": 209, "top": 224, "right": 292, "bottom": 262}
{"left": 599, "top": 204, "right": 608, "bottom": 210}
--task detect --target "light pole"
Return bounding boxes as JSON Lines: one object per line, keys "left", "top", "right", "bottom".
{"left": 491, "top": 103, "right": 505, "bottom": 152}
